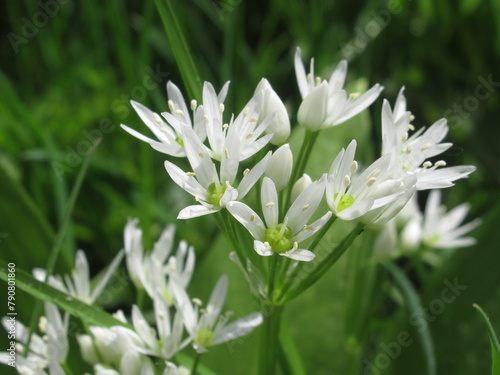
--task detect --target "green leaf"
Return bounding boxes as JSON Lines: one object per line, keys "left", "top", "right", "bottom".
{"left": 175, "top": 352, "right": 220, "bottom": 375}
{"left": 155, "top": 0, "right": 203, "bottom": 102}
{"left": 0, "top": 260, "right": 130, "bottom": 329}
{"left": 384, "top": 261, "right": 436, "bottom": 375}
{"left": 473, "top": 304, "right": 500, "bottom": 375}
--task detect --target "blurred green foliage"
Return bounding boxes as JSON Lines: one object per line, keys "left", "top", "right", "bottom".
{"left": 1, "top": 0, "right": 499, "bottom": 374}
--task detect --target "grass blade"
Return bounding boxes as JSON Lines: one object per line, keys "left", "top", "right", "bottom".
{"left": 0, "top": 260, "right": 129, "bottom": 329}
{"left": 473, "top": 304, "right": 500, "bottom": 375}
{"left": 155, "top": 0, "right": 203, "bottom": 102}
{"left": 384, "top": 260, "right": 436, "bottom": 375}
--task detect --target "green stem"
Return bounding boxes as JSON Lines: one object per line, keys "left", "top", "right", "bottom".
{"left": 277, "top": 216, "right": 336, "bottom": 301}
{"left": 61, "top": 362, "right": 76, "bottom": 375}
{"left": 258, "top": 304, "right": 284, "bottom": 375}
{"left": 285, "top": 130, "right": 319, "bottom": 208}
{"left": 191, "top": 353, "right": 202, "bottom": 375}
{"left": 268, "top": 254, "right": 279, "bottom": 300}
{"left": 281, "top": 222, "right": 365, "bottom": 303}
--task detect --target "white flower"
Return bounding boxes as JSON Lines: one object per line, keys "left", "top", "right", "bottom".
{"left": 0, "top": 304, "right": 69, "bottom": 373}
{"left": 227, "top": 177, "right": 332, "bottom": 262}
{"left": 202, "top": 81, "right": 275, "bottom": 161}
{"left": 295, "top": 47, "right": 383, "bottom": 131}
{"left": 264, "top": 143, "right": 293, "bottom": 191}
{"left": 172, "top": 275, "right": 263, "bottom": 353}
{"left": 381, "top": 88, "right": 476, "bottom": 190}
{"left": 120, "top": 81, "right": 214, "bottom": 157}
{"left": 34, "top": 250, "right": 124, "bottom": 305}
{"left": 255, "top": 78, "right": 291, "bottom": 145}
{"left": 165, "top": 124, "right": 271, "bottom": 219}
{"left": 326, "top": 140, "right": 415, "bottom": 224}
{"left": 421, "top": 190, "right": 481, "bottom": 249}
{"left": 122, "top": 290, "right": 188, "bottom": 359}
{"left": 124, "top": 219, "right": 195, "bottom": 303}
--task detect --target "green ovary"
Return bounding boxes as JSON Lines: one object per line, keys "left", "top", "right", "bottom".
{"left": 335, "top": 193, "right": 355, "bottom": 212}
{"left": 207, "top": 183, "right": 226, "bottom": 206}
{"left": 264, "top": 224, "right": 293, "bottom": 253}
{"left": 195, "top": 327, "right": 214, "bottom": 347}
{"left": 175, "top": 136, "right": 184, "bottom": 148}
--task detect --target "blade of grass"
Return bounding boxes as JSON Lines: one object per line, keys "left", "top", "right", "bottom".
{"left": 155, "top": 0, "right": 203, "bottom": 102}
{"left": 0, "top": 260, "right": 129, "bottom": 329}
{"left": 473, "top": 304, "right": 500, "bottom": 375}
{"left": 384, "top": 260, "right": 436, "bottom": 375}
{"left": 278, "top": 314, "right": 307, "bottom": 375}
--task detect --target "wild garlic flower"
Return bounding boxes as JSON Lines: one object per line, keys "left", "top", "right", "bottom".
{"left": 33, "top": 250, "right": 124, "bottom": 305}
{"left": 201, "top": 81, "right": 276, "bottom": 161}
{"left": 172, "top": 275, "right": 263, "bottom": 353}
{"left": 295, "top": 47, "right": 383, "bottom": 131}
{"left": 120, "top": 81, "right": 217, "bottom": 157}
{"left": 290, "top": 174, "right": 313, "bottom": 202}
{"left": 124, "top": 219, "right": 195, "bottom": 303}
{"left": 165, "top": 124, "right": 271, "bottom": 219}
{"left": 408, "top": 190, "right": 480, "bottom": 249}
{"left": 381, "top": 88, "right": 476, "bottom": 190}
{"left": 254, "top": 78, "right": 291, "bottom": 145}
{"left": 326, "top": 140, "right": 416, "bottom": 224}
{"left": 227, "top": 177, "right": 332, "bottom": 261}
{"left": 123, "top": 290, "right": 188, "bottom": 359}
{"left": 0, "top": 304, "right": 69, "bottom": 373}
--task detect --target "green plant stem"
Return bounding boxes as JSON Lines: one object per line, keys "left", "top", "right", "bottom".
{"left": 281, "top": 222, "right": 365, "bottom": 303}
{"left": 259, "top": 304, "right": 284, "bottom": 375}
{"left": 215, "top": 211, "right": 246, "bottom": 266}
{"left": 268, "top": 254, "right": 279, "bottom": 300}
{"left": 285, "top": 130, "right": 319, "bottom": 207}
{"left": 191, "top": 353, "right": 202, "bottom": 375}
{"left": 277, "top": 215, "right": 336, "bottom": 300}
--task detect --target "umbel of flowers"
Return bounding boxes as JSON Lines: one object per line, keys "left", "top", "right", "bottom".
{"left": 1, "top": 47, "right": 477, "bottom": 375}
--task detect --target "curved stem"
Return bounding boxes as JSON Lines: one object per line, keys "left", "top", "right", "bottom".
{"left": 285, "top": 130, "right": 319, "bottom": 208}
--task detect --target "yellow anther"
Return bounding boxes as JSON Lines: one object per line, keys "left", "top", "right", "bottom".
{"left": 367, "top": 177, "right": 377, "bottom": 187}
{"left": 266, "top": 202, "right": 275, "bottom": 208}
{"left": 435, "top": 160, "right": 447, "bottom": 167}
{"left": 190, "top": 99, "right": 197, "bottom": 111}
{"left": 168, "top": 100, "right": 176, "bottom": 112}
{"left": 302, "top": 204, "right": 310, "bottom": 211}
{"left": 186, "top": 172, "right": 196, "bottom": 177}
{"left": 153, "top": 112, "right": 163, "bottom": 124}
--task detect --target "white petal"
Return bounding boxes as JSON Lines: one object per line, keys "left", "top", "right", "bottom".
{"left": 227, "top": 202, "right": 266, "bottom": 240}
{"left": 294, "top": 47, "right": 309, "bottom": 98}
{"left": 261, "top": 177, "right": 279, "bottom": 228}
{"left": 238, "top": 152, "right": 272, "bottom": 199}
{"left": 177, "top": 205, "right": 219, "bottom": 219}
{"left": 164, "top": 160, "right": 205, "bottom": 197}
{"left": 212, "top": 312, "right": 263, "bottom": 345}
{"left": 333, "top": 84, "right": 384, "bottom": 125}
{"left": 206, "top": 275, "right": 228, "bottom": 324}
{"left": 281, "top": 248, "right": 315, "bottom": 262}
{"left": 286, "top": 178, "right": 325, "bottom": 234}
{"left": 90, "top": 250, "right": 125, "bottom": 303}
{"left": 254, "top": 240, "right": 274, "bottom": 256}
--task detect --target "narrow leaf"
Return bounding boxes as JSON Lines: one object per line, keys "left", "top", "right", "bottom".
{"left": 384, "top": 260, "right": 436, "bottom": 375}
{"left": 473, "top": 303, "right": 500, "bottom": 375}
{"left": 155, "top": 0, "right": 203, "bottom": 102}
{"left": 0, "top": 260, "right": 130, "bottom": 329}
{"left": 278, "top": 315, "right": 307, "bottom": 375}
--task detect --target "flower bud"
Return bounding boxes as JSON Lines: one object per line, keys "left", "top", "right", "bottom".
{"left": 77, "top": 334, "right": 99, "bottom": 364}
{"left": 290, "top": 174, "right": 312, "bottom": 202}
{"left": 264, "top": 144, "right": 293, "bottom": 191}
{"left": 400, "top": 214, "right": 423, "bottom": 250}
{"left": 255, "top": 78, "right": 291, "bottom": 145}
{"left": 297, "top": 82, "right": 329, "bottom": 131}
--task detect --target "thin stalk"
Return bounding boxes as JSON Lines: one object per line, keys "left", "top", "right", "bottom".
{"left": 258, "top": 304, "right": 284, "bottom": 375}
{"left": 191, "top": 353, "right": 202, "bottom": 375}
{"left": 285, "top": 130, "right": 319, "bottom": 207}
{"left": 281, "top": 222, "right": 365, "bottom": 303}
{"left": 268, "top": 254, "right": 279, "bottom": 300}
{"left": 214, "top": 211, "right": 246, "bottom": 266}
{"left": 277, "top": 216, "right": 336, "bottom": 300}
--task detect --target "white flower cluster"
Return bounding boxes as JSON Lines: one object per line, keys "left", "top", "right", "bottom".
{"left": 0, "top": 222, "right": 261, "bottom": 375}
{"left": 122, "top": 48, "right": 476, "bottom": 263}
